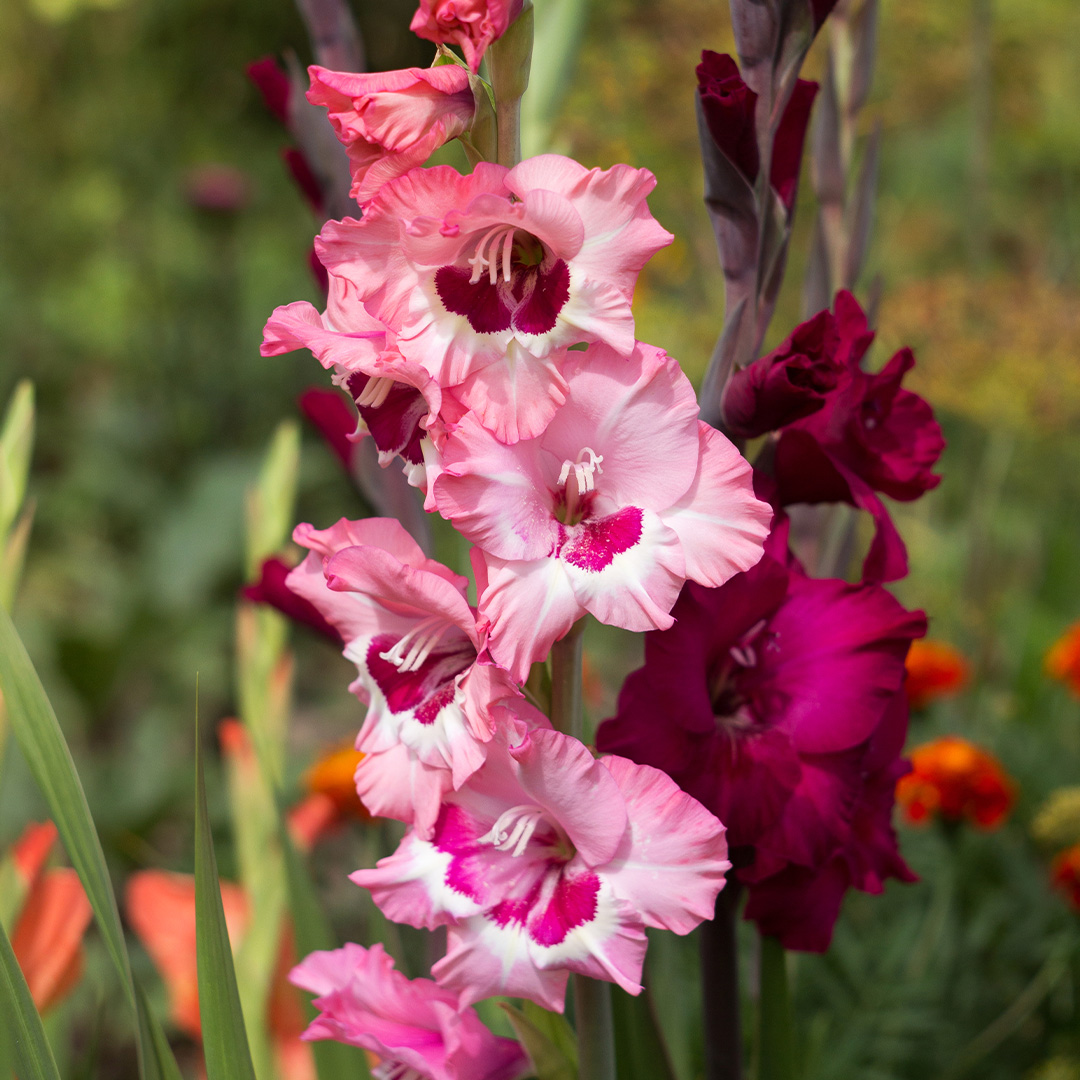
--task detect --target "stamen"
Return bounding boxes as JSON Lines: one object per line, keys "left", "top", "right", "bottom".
{"left": 373, "top": 1062, "right": 425, "bottom": 1080}
{"left": 354, "top": 375, "right": 394, "bottom": 410}
{"left": 557, "top": 447, "right": 605, "bottom": 522}
{"left": 729, "top": 618, "right": 767, "bottom": 669}
{"left": 379, "top": 615, "right": 452, "bottom": 673}
{"left": 467, "top": 224, "right": 518, "bottom": 285}
{"left": 479, "top": 805, "right": 546, "bottom": 857}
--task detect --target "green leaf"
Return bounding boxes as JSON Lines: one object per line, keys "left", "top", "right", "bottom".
{"left": 501, "top": 1000, "right": 577, "bottom": 1080}
{"left": 194, "top": 706, "right": 258, "bottom": 1080}
{"left": 0, "top": 603, "right": 186, "bottom": 1080}
{"left": 611, "top": 986, "right": 677, "bottom": 1080}
{"left": 136, "top": 980, "right": 185, "bottom": 1080}
{"left": 0, "top": 380, "right": 34, "bottom": 540}
{"left": 0, "top": 911, "right": 62, "bottom": 1080}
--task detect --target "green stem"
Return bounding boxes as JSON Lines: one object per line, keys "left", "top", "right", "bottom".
{"left": 486, "top": 3, "right": 534, "bottom": 167}
{"left": 550, "top": 619, "right": 614, "bottom": 1079}
{"left": 756, "top": 935, "right": 795, "bottom": 1080}
{"left": 701, "top": 881, "right": 745, "bottom": 1080}
{"left": 550, "top": 619, "right": 585, "bottom": 738}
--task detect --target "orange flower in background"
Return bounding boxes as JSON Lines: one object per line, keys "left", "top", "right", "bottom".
{"left": 7, "top": 821, "right": 92, "bottom": 1014}
{"left": 125, "top": 871, "right": 313, "bottom": 1080}
{"left": 1046, "top": 622, "right": 1080, "bottom": 696}
{"left": 301, "top": 742, "right": 370, "bottom": 824}
{"left": 905, "top": 639, "right": 970, "bottom": 709}
{"left": 896, "top": 736, "right": 1016, "bottom": 829}
{"left": 1050, "top": 844, "right": 1080, "bottom": 911}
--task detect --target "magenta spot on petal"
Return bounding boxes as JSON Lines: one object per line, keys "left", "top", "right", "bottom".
{"left": 528, "top": 872, "right": 601, "bottom": 946}
{"left": 365, "top": 632, "right": 474, "bottom": 720}
{"left": 559, "top": 507, "right": 644, "bottom": 572}
{"left": 491, "top": 877, "right": 544, "bottom": 929}
{"left": 435, "top": 265, "right": 513, "bottom": 334}
{"left": 512, "top": 259, "right": 570, "bottom": 336}
{"left": 434, "top": 805, "right": 486, "bottom": 901}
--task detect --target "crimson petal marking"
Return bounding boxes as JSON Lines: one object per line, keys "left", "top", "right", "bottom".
{"left": 512, "top": 259, "right": 571, "bottom": 336}
{"left": 558, "top": 507, "right": 644, "bottom": 572}
{"left": 528, "top": 872, "right": 601, "bottom": 946}
{"left": 435, "top": 265, "right": 513, "bottom": 333}
{"left": 365, "top": 633, "right": 475, "bottom": 720}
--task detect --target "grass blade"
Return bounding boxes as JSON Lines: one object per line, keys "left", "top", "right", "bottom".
{"left": 136, "top": 980, "right": 185, "bottom": 1080}
{"left": 0, "top": 913, "right": 61, "bottom": 1080}
{"left": 194, "top": 707, "right": 258, "bottom": 1080}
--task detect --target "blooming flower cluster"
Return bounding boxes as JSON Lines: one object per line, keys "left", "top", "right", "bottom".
{"left": 257, "top": 3, "right": 777, "bottom": 1071}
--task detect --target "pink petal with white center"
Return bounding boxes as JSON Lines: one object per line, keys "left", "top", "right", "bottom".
{"left": 353, "top": 741, "right": 452, "bottom": 832}
{"left": 433, "top": 414, "right": 559, "bottom": 561}
{"left": 659, "top": 423, "right": 773, "bottom": 588}
{"left": 453, "top": 342, "right": 571, "bottom": 444}
{"left": 434, "top": 883, "right": 648, "bottom": 1010}
{"left": 505, "top": 157, "right": 674, "bottom": 295}
{"left": 540, "top": 341, "right": 701, "bottom": 514}
{"left": 325, "top": 546, "right": 478, "bottom": 646}
{"left": 508, "top": 727, "right": 628, "bottom": 867}
{"left": 559, "top": 507, "right": 684, "bottom": 633}
{"left": 600, "top": 753, "right": 730, "bottom": 934}
{"left": 475, "top": 553, "right": 585, "bottom": 683}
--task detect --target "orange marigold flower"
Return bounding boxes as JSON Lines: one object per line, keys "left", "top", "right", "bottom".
{"left": 905, "top": 639, "right": 970, "bottom": 710}
{"left": 1051, "top": 844, "right": 1080, "bottom": 912}
{"left": 896, "top": 736, "right": 1016, "bottom": 829}
{"left": 1046, "top": 622, "right": 1080, "bottom": 697}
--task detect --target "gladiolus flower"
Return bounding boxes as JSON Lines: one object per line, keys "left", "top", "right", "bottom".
{"left": 433, "top": 341, "right": 772, "bottom": 681}
{"left": 773, "top": 291, "right": 945, "bottom": 582}
{"left": 410, "top": 0, "right": 524, "bottom": 74}
{"left": 312, "top": 155, "right": 673, "bottom": 442}
{"left": 244, "top": 556, "right": 341, "bottom": 643}
{"left": 1046, "top": 622, "right": 1080, "bottom": 697}
{"left": 696, "top": 52, "right": 818, "bottom": 212}
{"left": 721, "top": 307, "right": 846, "bottom": 437}
{"left": 1050, "top": 844, "right": 1080, "bottom": 912}
{"left": 352, "top": 727, "right": 730, "bottom": 1010}
{"left": 597, "top": 551, "right": 925, "bottom": 951}
{"left": 308, "top": 65, "right": 477, "bottom": 207}
{"left": 286, "top": 516, "right": 546, "bottom": 830}
{"left": 7, "top": 822, "right": 92, "bottom": 1014}
{"left": 896, "top": 736, "right": 1016, "bottom": 829}
{"left": 291, "top": 942, "right": 527, "bottom": 1080}
{"left": 904, "top": 639, "right": 970, "bottom": 710}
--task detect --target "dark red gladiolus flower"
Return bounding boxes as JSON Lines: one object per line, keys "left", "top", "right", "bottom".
{"left": 811, "top": 0, "right": 840, "bottom": 29}
{"left": 696, "top": 51, "right": 818, "bottom": 211}
{"left": 299, "top": 387, "right": 357, "bottom": 470}
{"left": 597, "top": 551, "right": 925, "bottom": 951}
{"left": 344, "top": 372, "right": 427, "bottom": 470}
{"left": 721, "top": 308, "right": 845, "bottom": 437}
{"left": 243, "top": 557, "right": 341, "bottom": 643}
{"left": 247, "top": 57, "right": 291, "bottom": 125}
{"left": 773, "top": 291, "right": 945, "bottom": 582}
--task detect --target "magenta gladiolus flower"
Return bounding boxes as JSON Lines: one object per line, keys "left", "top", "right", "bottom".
{"left": 773, "top": 291, "right": 945, "bottom": 582}
{"left": 596, "top": 552, "right": 925, "bottom": 950}
{"left": 243, "top": 556, "right": 340, "bottom": 643}
{"left": 308, "top": 65, "right": 477, "bottom": 207}
{"left": 291, "top": 943, "right": 528, "bottom": 1080}
{"left": 410, "top": 0, "right": 524, "bottom": 74}
{"left": 432, "top": 340, "right": 772, "bottom": 681}
{"left": 696, "top": 52, "right": 818, "bottom": 211}
{"left": 314, "top": 156, "right": 673, "bottom": 442}
{"left": 352, "top": 727, "right": 730, "bottom": 1010}
{"left": 287, "top": 517, "right": 544, "bottom": 831}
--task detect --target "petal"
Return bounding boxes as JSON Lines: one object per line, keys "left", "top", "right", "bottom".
{"left": 353, "top": 743, "right": 454, "bottom": 834}
{"left": 600, "top": 754, "right": 730, "bottom": 934}
{"left": 660, "top": 423, "right": 772, "bottom": 588}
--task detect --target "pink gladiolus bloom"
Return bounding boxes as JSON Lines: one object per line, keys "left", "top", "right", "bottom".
{"left": 308, "top": 65, "right": 477, "bottom": 207}
{"left": 596, "top": 550, "right": 925, "bottom": 951}
{"left": 410, "top": 0, "right": 524, "bottom": 74}
{"left": 315, "top": 156, "right": 673, "bottom": 442}
{"left": 352, "top": 727, "right": 730, "bottom": 1010}
{"left": 773, "top": 291, "right": 945, "bottom": 582}
{"left": 291, "top": 943, "right": 527, "bottom": 1080}
{"left": 286, "top": 516, "right": 545, "bottom": 831}
{"left": 433, "top": 341, "right": 772, "bottom": 681}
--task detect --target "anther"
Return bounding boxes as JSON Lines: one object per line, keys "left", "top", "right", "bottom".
{"left": 479, "top": 805, "right": 546, "bottom": 857}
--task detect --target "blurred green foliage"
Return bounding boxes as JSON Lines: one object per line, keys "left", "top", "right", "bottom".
{"left": 2, "top": 0, "right": 1080, "bottom": 1076}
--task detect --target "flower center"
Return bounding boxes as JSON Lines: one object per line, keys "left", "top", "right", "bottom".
{"left": 378, "top": 615, "right": 454, "bottom": 673}
{"left": 353, "top": 375, "right": 394, "bottom": 410}
{"left": 373, "top": 1063, "right": 424, "bottom": 1080}
{"left": 479, "top": 804, "right": 547, "bottom": 857}
{"left": 711, "top": 618, "right": 768, "bottom": 723}
{"left": 556, "top": 447, "right": 604, "bottom": 524}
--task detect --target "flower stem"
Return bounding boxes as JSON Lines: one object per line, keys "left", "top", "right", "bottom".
{"left": 549, "top": 618, "right": 615, "bottom": 1079}
{"left": 549, "top": 618, "right": 585, "bottom": 738}
{"left": 486, "top": 2, "right": 534, "bottom": 167}
{"left": 756, "top": 935, "right": 795, "bottom": 1080}
{"left": 701, "top": 880, "right": 744, "bottom": 1080}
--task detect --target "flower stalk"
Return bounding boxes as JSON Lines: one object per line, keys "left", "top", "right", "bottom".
{"left": 487, "top": 2, "right": 534, "bottom": 166}
{"left": 756, "top": 935, "right": 795, "bottom": 1080}
{"left": 701, "top": 880, "right": 744, "bottom": 1080}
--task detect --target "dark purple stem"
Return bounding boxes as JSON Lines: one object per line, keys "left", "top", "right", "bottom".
{"left": 701, "top": 879, "right": 745, "bottom": 1080}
